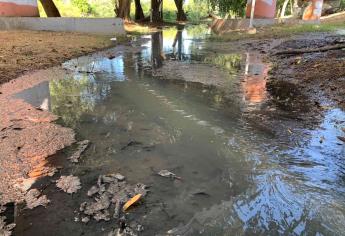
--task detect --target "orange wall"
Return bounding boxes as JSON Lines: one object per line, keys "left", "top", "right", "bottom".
{"left": 246, "top": 0, "right": 277, "bottom": 19}
{"left": 0, "top": 2, "right": 39, "bottom": 17}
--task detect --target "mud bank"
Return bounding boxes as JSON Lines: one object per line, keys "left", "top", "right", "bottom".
{"left": 0, "top": 68, "right": 76, "bottom": 205}
{"left": 0, "top": 30, "right": 116, "bottom": 85}
{"left": 269, "top": 35, "right": 345, "bottom": 110}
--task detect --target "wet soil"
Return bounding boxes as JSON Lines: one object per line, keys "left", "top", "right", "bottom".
{"left": 0, "top": 30, "right": 115, "bottom": 85}
{"left": 0, "top": 69, "right": 76, "bottom": 205}
{"left": 269, "top": 36, "right": 345, "bottom": 110}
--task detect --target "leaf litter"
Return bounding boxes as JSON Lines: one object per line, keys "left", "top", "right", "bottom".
{"left": 56, "top": 175, "right": 81, "bottom": 194}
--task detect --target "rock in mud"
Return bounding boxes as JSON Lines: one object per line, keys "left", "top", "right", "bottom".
{"left": 158, "top": 170, "right": 180, "bottom": 179}
{"left": 56, "top": 175, "right": 81, "bottom": 194}
{"left": 69, "top": 140, "right": 90, "bottom": 163}
{"left": 25, "top": 189, "right": 50, "bottom": 209}
{"left": 81, "top": 216, "right": 90, "bottom": 224}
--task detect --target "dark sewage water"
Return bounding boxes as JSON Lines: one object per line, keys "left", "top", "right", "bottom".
{"left": 11, "top": 25, "right": 345, "bottom": 236}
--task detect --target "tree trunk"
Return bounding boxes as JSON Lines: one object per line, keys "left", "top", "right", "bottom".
{"left": 134, "top": 0, "right": 145, "bottom": 21}
{"left": 39, "top": 0, "right": 61, "bottom": 17}
{"left": 280, "top": 0, "right": 290, "bottom": 18}
{"left": 151, "top": 0, "right": 163, "bottom": 22}
{"left": 174, "top": 0, "right": 187, "bottom": 21}
{"left": 115, "top": 0, "right": 131, "bottom": 20}
{"left": 151, "top": 32, "right": 164, "bottom": 68}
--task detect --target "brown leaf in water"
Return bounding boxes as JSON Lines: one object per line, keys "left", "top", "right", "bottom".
{"left": 337, "top": 136, "right": 345, "bottom": 143}
{"left": 123, "top": 194, "right": 142, "bottom": 211}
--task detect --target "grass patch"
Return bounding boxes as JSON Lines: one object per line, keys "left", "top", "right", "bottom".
{"left": 210, "top": 22, "right": 345, "bottom": 42}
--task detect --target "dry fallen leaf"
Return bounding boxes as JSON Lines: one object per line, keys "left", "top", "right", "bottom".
{"left": 56, "top": 175, "right": 81, "bottom": 194}
{"left": 123, "top": 194, "right": 142, "bottom": 211}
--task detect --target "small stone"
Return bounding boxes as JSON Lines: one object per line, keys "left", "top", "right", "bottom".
{"left": 25, "top": 189, "right": 50, "bottom": 209}
{"left": 81, "top": 217, "right": 90, "bottom": 224}
{"left": 114, "top": 173, "right": 125, "bottom": 181}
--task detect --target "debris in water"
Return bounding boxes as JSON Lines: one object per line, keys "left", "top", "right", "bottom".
{"left": 158, "top": 170, "right": 181, "bottom": 180}
{"left": 0, "top": 206, "right": 16, "bottom": 236}
{"left": 56, "top": 175, "right": 81, "bottom": 194}
{"left": 123, "top": 194, "right": 142, "bottom": 212}
{"left": 83, "top": 193, "right": 111, "bottom": 215}
{"left": 0, "top": 216, "right": 15, "bottom": 236}
{"left": 319, "top": 136, "right": 325, "bottom": 143}
{"left": 69, "top": 140, "right": 90, "bottom": 163}
{"left": 87, "top": 186, "right": 99, "bottom": 197}
{"left": 107, "top": 222, "right": 143, "bottom": 236}
{"left": 121, "top": 141, "right": 142, "bottom": 150}
{"left": 337, "top": 136, "right": 345, "bottom": 143}
{"left": 93, "top": 210, "right": 111, "bottom": 221}
{"left": 192, "top": 191, "right": 211, "bottom": 197}
{"left": 25, "top": 189, "right": 50, "bottom": 209}
{"left": 79, "top": 173, "right": 147, "bottom": 225}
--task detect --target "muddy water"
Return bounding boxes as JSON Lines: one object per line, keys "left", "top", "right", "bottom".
{"left": 12, "top": 25, "right": 345, "bottom": 235}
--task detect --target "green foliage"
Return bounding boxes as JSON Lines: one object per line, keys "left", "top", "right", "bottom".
{"left": 207, "top": 0, "right": 246, "bottom": 17}
{"left": 204, "top": 54, "right": 242, "bottom": 74}
{"left": 38, "top": 0, "right": 82, "bottom": 17}
{"left": 71, "top": 0, "right": 93, "bottom": 15}
{"left": 185, "top": 0, "right": 210, "bottom": 22}
{"left": 89, "top": 0, "right": 116, "bottom": 17}
{"left": 38, "top": 0, "right": 115, "bottom": 17}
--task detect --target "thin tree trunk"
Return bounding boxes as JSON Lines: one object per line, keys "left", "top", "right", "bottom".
{"left": 280, "top": 0, "right": 289, "bottom": 18}
{"left": 39, "top": 0, "right": 61, "bottom": 17}
{"left": 134, "top": 0, "right": 145, "bottom": 21}
{"left": 174, "top": 0, "right": 187, "bottom": 21}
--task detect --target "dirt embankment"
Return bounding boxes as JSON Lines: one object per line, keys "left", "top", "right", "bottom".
{"left": 268, "top": 35, "right": 345, "bottom": 111}
{"left": 0, "top": 68, "right": 76, "bottom": 205}
{"left": 0, "top": 30, "right": 114, "bottom": 85}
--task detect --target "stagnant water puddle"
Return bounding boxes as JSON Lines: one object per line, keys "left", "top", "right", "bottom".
{"left": 7, "top": 25, "right": 345, "bottom": 235}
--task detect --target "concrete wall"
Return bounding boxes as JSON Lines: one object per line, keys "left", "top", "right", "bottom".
{"left": 0, "top": 17, "right": 126, "bottom": 35}
{"left": 210, "top": 18, "right": 277, "bottom": 34}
